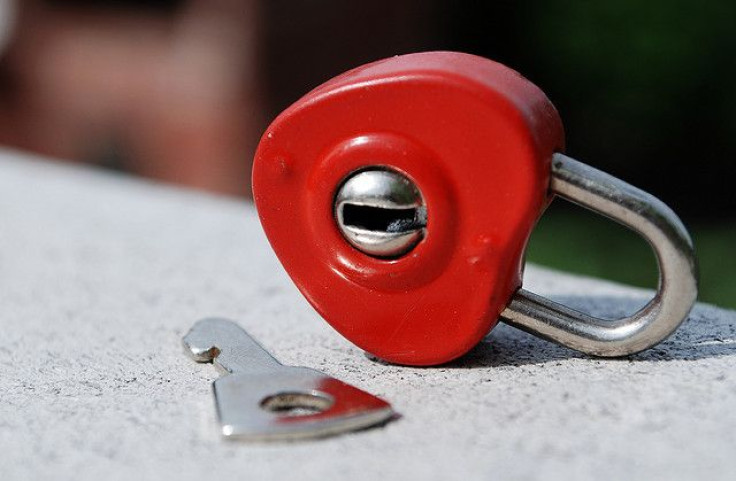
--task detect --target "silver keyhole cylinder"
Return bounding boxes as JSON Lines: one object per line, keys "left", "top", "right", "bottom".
{"left": 334, "top": 168, "right": 427, "bottom": 258}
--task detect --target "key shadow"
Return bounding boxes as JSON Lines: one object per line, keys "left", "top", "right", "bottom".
{"left": 447, "top": 295, "right": 736, "bottom": 369}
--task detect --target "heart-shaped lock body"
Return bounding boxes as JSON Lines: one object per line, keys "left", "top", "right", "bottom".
{"left": 253, "top": 52, "right": 564, "bottom": 365}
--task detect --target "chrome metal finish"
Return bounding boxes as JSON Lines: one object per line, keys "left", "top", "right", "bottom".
{"left": 501, "top": 153, "right": 698, "bottom": 357}
{"left": 335, "top": 168, "right": 427, "bottom": 257}
{"left": 183, "top": 318, "right": 394, "bottom": 441}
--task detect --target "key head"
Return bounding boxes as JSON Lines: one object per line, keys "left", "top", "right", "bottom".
{"left": 214, "top": 368, "right": 393, "bottom": 441}
{"left": 253, "top": 52, "right": 564, "bottom": 365}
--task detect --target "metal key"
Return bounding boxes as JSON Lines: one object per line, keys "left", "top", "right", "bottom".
{"left": 183, "top": 318, "right": 394, "bottom": 441}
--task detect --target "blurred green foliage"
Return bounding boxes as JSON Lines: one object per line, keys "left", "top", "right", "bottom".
{"left": 445, "top": 0, "right": 736, "bottom": 220}
{"left": 523, "top": 0, "right": 736, "bottom": 219}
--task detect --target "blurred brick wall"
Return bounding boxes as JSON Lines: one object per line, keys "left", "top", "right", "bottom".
{"left": 0, "top": 0, "right": 439, "bottom": 197}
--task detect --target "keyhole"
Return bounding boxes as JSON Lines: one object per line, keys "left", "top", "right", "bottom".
{"left": 335, "top": 168, "right": 427, "bottom": 258}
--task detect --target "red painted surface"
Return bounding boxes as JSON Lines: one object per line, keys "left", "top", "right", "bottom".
{"left": 253, "top": 52, "right": 564, "bottom": 365}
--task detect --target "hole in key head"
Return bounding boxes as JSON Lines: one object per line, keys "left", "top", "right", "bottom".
{"left": 260, "top": 391, "right": 334, "bottom": 417}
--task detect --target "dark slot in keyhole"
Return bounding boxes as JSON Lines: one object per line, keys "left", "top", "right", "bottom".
{"left": 342, "top": 204, "right": 426, "bottom": 233}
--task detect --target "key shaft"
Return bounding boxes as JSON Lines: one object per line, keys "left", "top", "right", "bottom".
{"left": 183, "top": 317, "right": 283, "bottom": 373}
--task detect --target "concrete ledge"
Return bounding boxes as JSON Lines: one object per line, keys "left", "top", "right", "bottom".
{"left": 1, "top": 150, "right": 734, "bottom": 481}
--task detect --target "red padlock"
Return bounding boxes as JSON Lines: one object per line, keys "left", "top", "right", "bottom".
{"left": 253, "top": 52, "right": 698, "bottom": 366}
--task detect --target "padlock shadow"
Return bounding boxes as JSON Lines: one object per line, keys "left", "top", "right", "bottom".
{"left": 450, "top": 295, "right": 736, "bottom": 368}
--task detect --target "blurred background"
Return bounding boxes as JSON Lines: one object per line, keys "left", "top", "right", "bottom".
{"left": 0, "top": 0, "right": 733, "bottom": 307}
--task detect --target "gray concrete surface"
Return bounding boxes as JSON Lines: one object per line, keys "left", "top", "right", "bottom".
{"left": 1, "top": 149, "right": 735, "bottom": 481}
